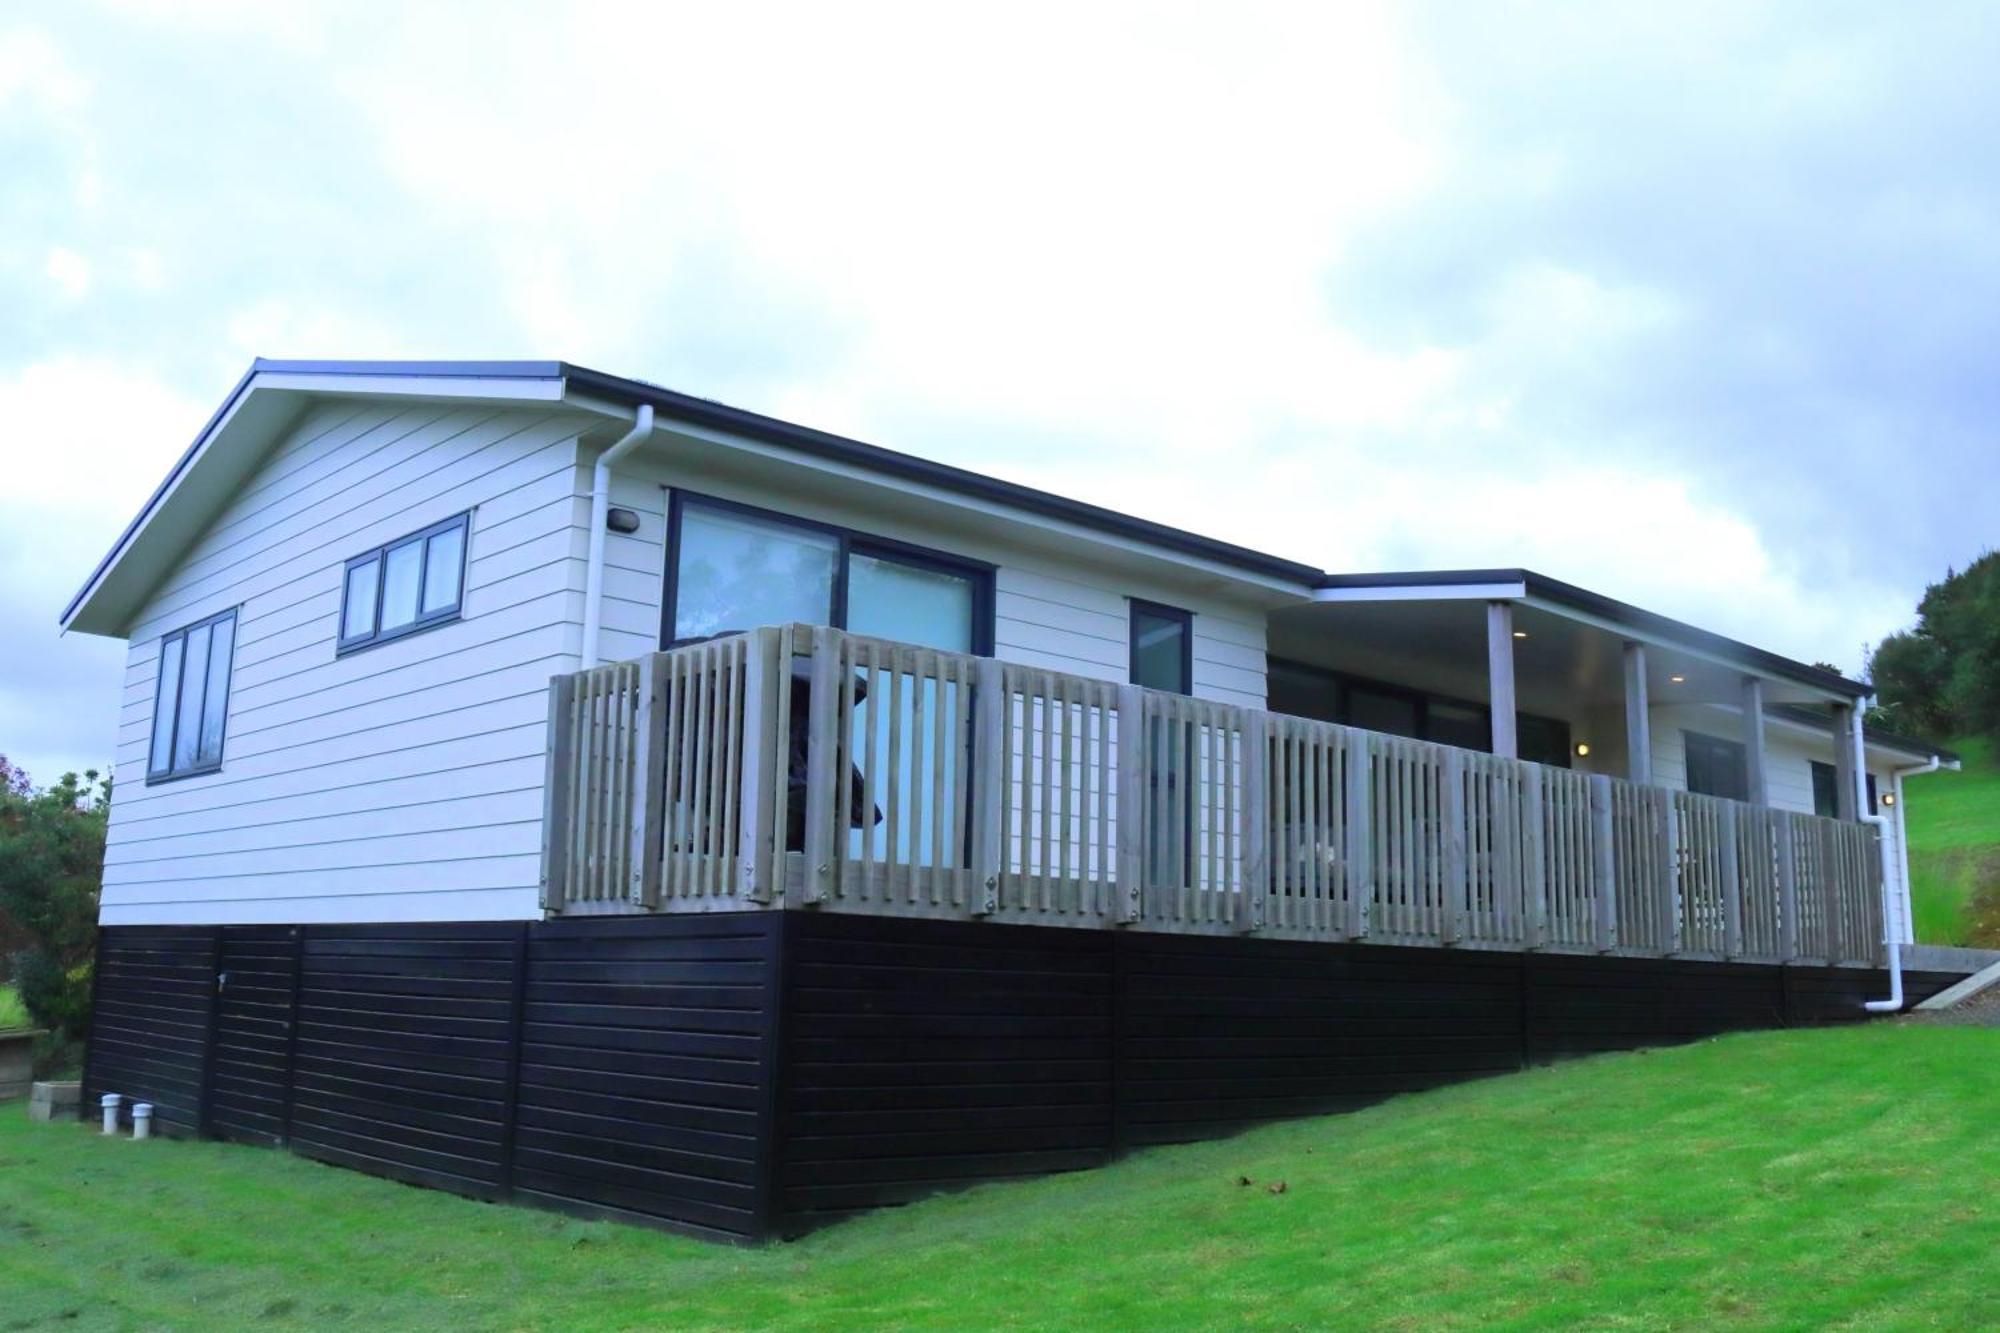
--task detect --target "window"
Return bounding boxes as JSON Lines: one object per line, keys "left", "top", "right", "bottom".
{"left": 1813, "top": 761, "right": 1878, "bottom": 817}
{"left": 664, "top": 494, "right": 993, "bottom": 653}
{"left": 148, "top": 608, "right": 237, "bottom": 782}
{"left": 338, "top": 512, "right": 470, "bottom": 652}
{"left": 1129, "top": 601, "right": 1192, "bottom": 694}
{"left": 1265, "top": 658, "right": 1571, "bottom": 766}
{"left": 1684, "top": 730, "right": 1749, "bottom": 801}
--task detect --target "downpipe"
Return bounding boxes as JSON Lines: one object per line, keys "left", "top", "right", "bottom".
{"left": 1862, "top": 740, "right": 1943, "bottom": 1013}
{"left": 579, "top": 403, "right": 655, "bottom": 669}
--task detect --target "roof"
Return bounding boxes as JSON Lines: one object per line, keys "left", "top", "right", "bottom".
{"left": 1765, "top": 703, "right": 1959, "bottom": 764}
{"left": 1317, "top": 568, "right": 1871, "bottom": 699}
{"left": 57, "top": 359, "right": 1879, "bottom": 703}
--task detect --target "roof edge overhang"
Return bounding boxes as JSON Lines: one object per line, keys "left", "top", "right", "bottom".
{"left": 59, "top": 360, "right": 574, "bottom": 637}
{"left": 64, "top": 358, "right": 1328, "bottom": 638}
{"left": 1314, "top": 567, "right": 1870, "bottom": 702}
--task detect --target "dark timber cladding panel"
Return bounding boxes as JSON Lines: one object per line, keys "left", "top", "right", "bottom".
{"left": 778, "top": 913, "right": 1115, "bottom": 1231}
{"left": 205, "top": 925, "right": 301, "bottom": 1147}
{"left": 1119, "top": 935, "right": 1524, "bottom": 1145}
{"left": 1526, "top": 954, "right": 1783, "bottom": 1061}
{"left": 86, "top": 926, "right": 218, "bottom": 1135}
{"left": 511, "top": 914, "right": 778, "bottom": 1241}
{"left": 287, "top": 923, "right": 520, "bottom": 1200}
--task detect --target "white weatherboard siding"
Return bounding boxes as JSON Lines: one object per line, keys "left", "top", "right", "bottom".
{"left": 101, "top": 402, "right": 589, "bottom": 925}
{"left": 591, "top": 454, "right": 1272, "bottom": 705}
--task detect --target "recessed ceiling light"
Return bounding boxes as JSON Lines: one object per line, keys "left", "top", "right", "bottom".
{"left": 1512, "top": 630, "right": 1528, "bottom": 639}
{"left": 1669, "top": 674, "right": 1687, "bottom": 684}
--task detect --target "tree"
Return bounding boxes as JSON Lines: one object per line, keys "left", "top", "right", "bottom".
{"left": 0, "top": 760, "right": 107, "bottom": 1068}
{"left": 1867, "top": 552, "right": 2000, "bottom": 746}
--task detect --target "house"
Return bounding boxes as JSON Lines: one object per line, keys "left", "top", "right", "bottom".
{"left": 63, "top": 359, "right": 1966, "bottom": 1241}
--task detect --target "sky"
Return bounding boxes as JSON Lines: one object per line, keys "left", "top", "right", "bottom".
{"left": 3, "top": 0, "right": 1998, "bottom": 784}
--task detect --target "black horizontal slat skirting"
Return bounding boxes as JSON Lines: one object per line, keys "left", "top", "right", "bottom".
{"left": 85, "top": 912, "right": 1961, "bottom": 1244}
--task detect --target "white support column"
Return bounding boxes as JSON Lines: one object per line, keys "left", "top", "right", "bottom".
{"left": 1487, "top": 601, "right": 1518, "bottom": 760}
{"left": 1623, "top": 642, "right": 1651, "bottom": 785}
{"left": 1741, "top": 676, "right": 1769, "bottom": 807}
{"left": 1831, "top": 702, "right": 1858, "bottom": 821}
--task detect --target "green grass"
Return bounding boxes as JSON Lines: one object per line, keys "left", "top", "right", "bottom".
{"left": 2, "top": 1026, "right": 1995, "bottom": 1330}
{"left": 0, "top": 985, "right": 27, "bottom": 1032}
{"left": 1904, "top": 737, "right": 2000, "bottom": 945}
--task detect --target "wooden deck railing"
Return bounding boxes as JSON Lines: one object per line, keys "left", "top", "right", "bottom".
{"left": 540, "top": 625, "right": 1886, "bottom": 966}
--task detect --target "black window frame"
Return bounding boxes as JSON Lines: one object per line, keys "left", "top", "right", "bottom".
{"left": 1264, "top": 656, "right": 1573, "bottom": 767}
{"left": 1683, "top": 729, "right": 1750, "bottom": 801}
{"left": 661, "top": 490, "right": 997, "bottom": 654}
{"left": 1812, "top": 760, "right": 1879, "bottom": 818}
{"left": 336, "top": 510, "right": 472, "bottom": 656}
{"left": 1128, "top": 599, "right": 1194, "bottom": 695}
{"left": 146, "top": 606, "right": 239, "bottom": 785}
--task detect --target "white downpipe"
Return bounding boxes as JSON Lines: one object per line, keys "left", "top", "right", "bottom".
{"left": 580, "top": 404, "right": 654, "bottom": 669}
{"left": 1860, "top": 715, "right": 1944, "bottom": 1012}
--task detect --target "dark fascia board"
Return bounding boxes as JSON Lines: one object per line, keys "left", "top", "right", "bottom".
{"left": 66, "top": 356, "right": 1319, "bottom": 633}
{"left": 1316, "top": 567, "right": 1871, "bottom": 700}
{"left": 1767, "top": 702, "right": 1959, "bottom": 763}
{"left": 555, "top": 363, "right": 1326, "bottom": 588}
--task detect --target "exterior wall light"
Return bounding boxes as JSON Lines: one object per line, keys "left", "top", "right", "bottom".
{"left": 606, "top": 507, "right": 642, "bottom": 534}
{"left": 1575, "top": 742, "right": 1591, "bottom": 758}
{"left": 1882, "top": 792, "right": 1896, "bottom": 807}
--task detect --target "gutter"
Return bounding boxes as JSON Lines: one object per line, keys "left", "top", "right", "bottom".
{"left": 580, "top": 404, "right": 654, "bottom": 669}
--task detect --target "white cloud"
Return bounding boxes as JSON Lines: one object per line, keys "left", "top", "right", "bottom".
{"left": 0, "top": 0, "right": 1991, "bottom": 783}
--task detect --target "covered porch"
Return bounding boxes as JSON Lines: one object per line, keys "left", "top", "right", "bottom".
{"left": 1275, "top": 569, "right": 1873, "bottom": 818}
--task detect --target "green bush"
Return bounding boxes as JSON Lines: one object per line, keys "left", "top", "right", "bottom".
{"left": 0, "top": 759, "right": 107, "bottom": 1072}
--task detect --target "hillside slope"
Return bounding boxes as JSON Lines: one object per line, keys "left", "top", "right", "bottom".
{"left": 1904, "top": 737, "right": 2000, "bottom": 945}
{"left": 3, "top": 1026, "right": 1995, "bottom": 1329}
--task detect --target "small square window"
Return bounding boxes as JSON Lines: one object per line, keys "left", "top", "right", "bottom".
{"left": 339, "top": 512, "right": 470, "bottom": 653}
{"left": 148, "top": 608, "right": 237, "bottom": 782}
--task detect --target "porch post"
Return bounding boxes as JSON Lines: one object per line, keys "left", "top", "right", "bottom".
{"left": 1741, "top": 676, "right": 1769, "bottom": 807}
{"left": 1622, "top": 642, "right": 1651, "bottom": 784}
{"left": 1487, "top": 601, "right": 1518, "bottom": 760}
{"left": 1830, "top": 702, "right": 1858, "bottom": 821}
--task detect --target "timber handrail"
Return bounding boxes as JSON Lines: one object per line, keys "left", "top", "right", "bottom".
{"left": 540, "top": 624, "right": 1885, "bottom": 965}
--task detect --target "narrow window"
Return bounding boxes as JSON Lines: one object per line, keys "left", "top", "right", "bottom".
{"left": 148, "top": 608, "right": 237, "bottom": 782}
{"left": 1810, "top": 760, "right": 1839, "bottom": 818}
{"left": 339, "top": 512, "right": 471, "bottom": 653}
{"left": 1129, "top": 600, "right": 1192, "bottom": 694}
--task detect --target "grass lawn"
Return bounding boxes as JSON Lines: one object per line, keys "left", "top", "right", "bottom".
{"left": 1904, "top": 736, "right": 2000, "bottom": 945}
{"left": 2, "top": 1025, "right": 1994, "bottom": 1331}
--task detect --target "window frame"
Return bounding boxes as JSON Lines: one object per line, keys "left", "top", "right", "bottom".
{"left": 660, "top": 490, "right": 996, "bottom": 654}
{"left": 1263, "top": 656, "right": 1573, "bottom": 767}
{"left": 336, "top": 511, "right": 472, "bottom": 656}
{"left": 146, "top": 606, "right": 239, "bottom": 785}
{"left": 1128, "top": 599, "right": 1194, "bottom": 695}
{"left": 1683, "top": 729, "right": 1750, "bottom": 801}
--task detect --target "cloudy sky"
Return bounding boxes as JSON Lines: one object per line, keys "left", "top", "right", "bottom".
{"left": 4, "top": 1, "right": 1997, "bottom": 783}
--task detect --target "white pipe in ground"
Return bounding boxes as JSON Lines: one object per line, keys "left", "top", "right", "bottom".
{"left": 99, "top": 1093, "right": 121, "bottom": 1135}
{"left": 131, "top": 1103, "right": 154, "bottom": 1140}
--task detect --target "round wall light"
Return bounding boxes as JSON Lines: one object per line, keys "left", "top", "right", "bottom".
{"left": 1575, "top": 742, "right": 1592, "bottom": 758}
